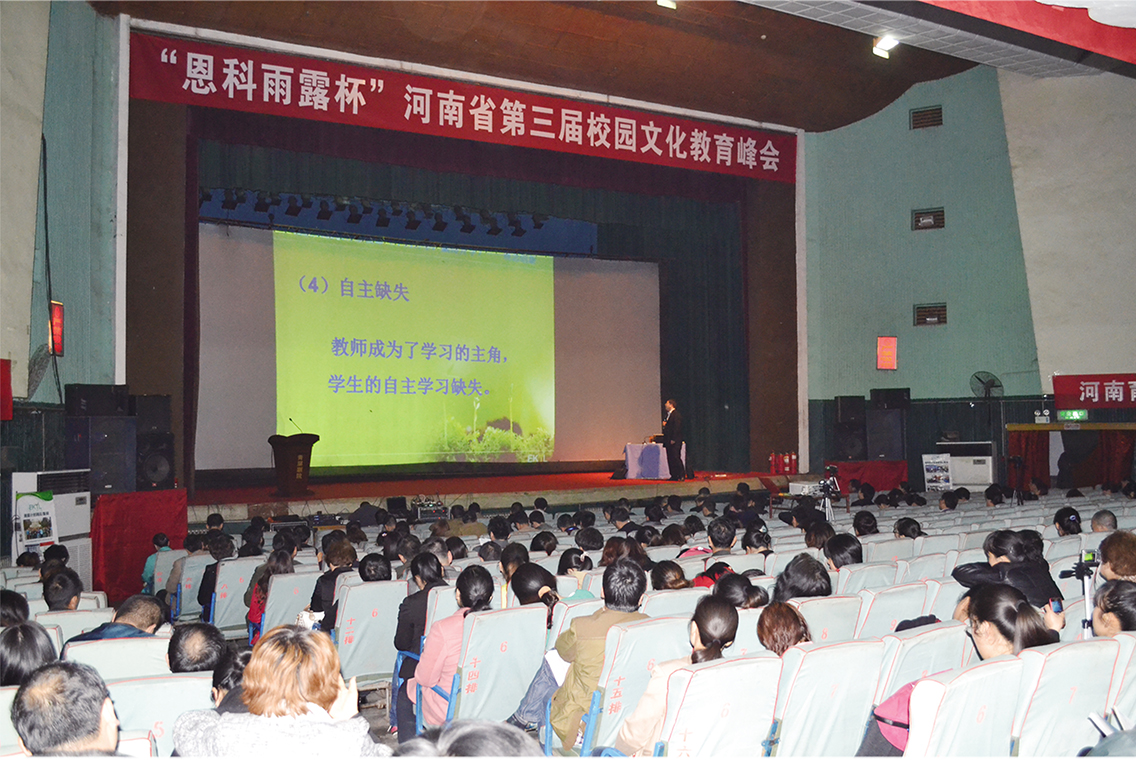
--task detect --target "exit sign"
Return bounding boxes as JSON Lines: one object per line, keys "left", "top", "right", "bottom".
{"left": 1058, "top": 409, "right": 1088, "bottom": 421}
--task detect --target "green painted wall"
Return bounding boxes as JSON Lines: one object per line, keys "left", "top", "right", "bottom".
{"left": 26, "top": 1, "right": 119, "bottom": 403}
{"left": 805, "top": 66, "right": 1041, "bottom": 402}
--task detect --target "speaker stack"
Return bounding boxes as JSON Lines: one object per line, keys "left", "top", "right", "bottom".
{"left": 832, "top": 396, "right": 867, "bottom": 461}
{"left": 867, "top": 388, "right": 910, "bottom": 461}
{"left": 64, "top": 385, "right": 175, "bottom": 493}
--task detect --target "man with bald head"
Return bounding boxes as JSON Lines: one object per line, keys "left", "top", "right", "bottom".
{"left": 11, "top": 661, "right": 119, "bottom": 756}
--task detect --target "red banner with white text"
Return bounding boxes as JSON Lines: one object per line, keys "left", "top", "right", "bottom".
{"left": 130, "top": 32, "right": 795, "bottom": 183}
{"left": 1053, "top": 373, "right": 1136, "bottom": 409}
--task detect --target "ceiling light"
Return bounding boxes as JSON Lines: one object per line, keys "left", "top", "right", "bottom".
{"left": 657, "top": 0, "right": 677, "bottom": 9}
{"left": 873, "top": 36, "right": 899, "bottom": 58}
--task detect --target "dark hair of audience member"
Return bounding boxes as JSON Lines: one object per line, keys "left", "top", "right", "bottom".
{"left": 10, "top": 661, "right": 112, "bottom": 755}
{"left": 893, "top": 517, "right": 925, "bottom": 539}
{"left": 212, "top": 646, "right": 252, "bottom": 705}
{"left": 529, "top": 510, "right": 545, "bottom": 527}
{"left": 487, "top": 516, "right": 511, "bottom": 542}
{"left": 396, "top": 719, "right": 544, "bottom": 757}
{"left": 457, "top": 566, "right": 495, "bottom": 617}
{"left": 603, "top": 559, "right": 647, "bottom": 613}
{"left": 682, "top": 516, "right": 705, "bottom": 537}
{"left": 575, "top": 510, "right": 597, "bottom": 529}
{"left": 1015, "top": 529, "right": 1046, "bottom": 564}
{"left": 938, "top": 490, "right": 959, "bottom": 511}
{"left": 238, "top": 526, "right": 264, "bottom": 557}
{"left": 324, "top": 537, "right": 357, "bottom": 569}
{"left": 969, "top": 583, "right": 1052, "bottom": 654}
{"left": 650, "top": 560, "right": 690, "bottom": 590}
{"left": 43, "top": 567, "right": 83, "bottom": 611}
{"left": 42, "top": 544, "right": 69, "bottom": 566}
{"left": 558, "top": 514, "right": 576, "bottom": 532}
{"left": 345, "top": 521, "right": 368, "bottom": 546}
{"left": 1095, "top": 580, "right": 1136, "bottom": 632}
{"left": 772, "top": 553, "right": 832, "bottom": 603}
{"left": 115, "top": 595, "right": 164, "bottom": 632}
{"left": 410, "top": 551, "right": 446, "bottom": 588}
{"left": 1054, "top": 506, "right": 1083, "bottom": 536}
{"left": 707, "top": 518, "right": 737, "bottom": 550}
{"left": 257, "top": 549, "right": 295, "bottom": 596}
{"left": 359, "top": 552, "right": 392, "bottom": 582}
{"left": 696, "top": 562, "right": 733, "bottom": 587}
{"left": 16, "top": 551, "right": 41, "bottom": 569}
{"left": 151, "top": 533, "right": 170, "bottom": 549}
{"left": 510, "top": 510, "right": 530, "bottom": 530}
{"left": 824, "top": 534, "right": 863, "bottom": 569}
{"left": 420, "top": 537, "right": 450, "bottom": 569}
{"left": 804, "top": 520, "right": 835, "bottom": 550}
{"left": 689, "top": 595, "right": 739, "bottom": 664}
{"left": 758, "top": 602, "right": 811, "bottom": 656}
{"left": 742, "top": 524, "right": 772, "bottom": 552}
{"left": 634, "top": 525, "right": 662, "bottom": 547}
{"left": 530, "top": 531, "right": 558, "bottom": 556}
{"left": 983, "top": 484, "right": 1004, "bottom": 506}
{"left": 510, "top": 563, "right": 560, "bottom": 628}
{"left": 184, "top": 533, "right": 206, "bottom": 554}
{"left": 169, "top": 623, "right": 229, "bottom": 673}
{"left": 445, "top": 536, "right": 468, "bottom": 560}
{"left": 575, "top": 527, "right": 605, "bottom": 552}
{"left": 557, "top": 548, "right": 593, "bottom": 576}
{"left": 271, "top": 529, "right": 296, "bottom": 556}
{"left": 477, "top": 542, "right": 502, "bottom": 562}
{"left": 430, "top": 518, "right": 451, "bottom": 538}
{"left": 499, "top": 543, "right": 530, "bottom": 583}
{"left": 713, "top": 573, "right": 768, "bottom": 609}
{"left": 1, "top": 589, "right": 30, "bottom": 627}
{"left": 982, "top": 529, "right": 1019, "bottom": 562}
{"left": 852, "top": 511, "right": 879, "bottom": 537}
{"left": 660, "top": 524, "right": 686, "bottom": 547}
{"left": 0, "top": 621, "right": 58, "bottom": 687}
{"left": 320, "top": 529, "right": 347, "bottom": 556}
{"left": 1093, "top": 510, "right": 1119, "bottom": 532}
{"left": 395, "top": 535, "right": 422, "bottom": 564}
{"left": 644, "top": 505, "right": 665, "bottom": 524}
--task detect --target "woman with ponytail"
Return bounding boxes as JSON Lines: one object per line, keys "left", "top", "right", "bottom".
{"left": 409, "top": 565, "right": 494, "bottom": 728}
{"left": 614, "top": 596, "right": 738, "bottom": 756}
{"left": 509, "top": 563, "right": 561, "bottom": 629}
{"left": 857, "top": 583, "right": 1053, "bottom": 757}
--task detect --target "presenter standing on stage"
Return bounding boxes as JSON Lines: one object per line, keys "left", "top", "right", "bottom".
{"left": 663, "top": 399, "right": 685, "bottom": 482}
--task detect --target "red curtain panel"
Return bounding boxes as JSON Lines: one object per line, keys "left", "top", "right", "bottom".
{"left": 1098, "top": 431, "right": 1136, "bottom": 485}
{"left": 91, "top": 490, "right": 188, "bottom": 606}
{"left": 1008, "top": 431, "right": 1050, "bottom": 490}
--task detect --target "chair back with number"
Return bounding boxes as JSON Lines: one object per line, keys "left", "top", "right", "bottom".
{"left": 905, "top": 656, "right": 1023, "bottom": 756}
{"left": 449, "top": 606, "right": 549, "bottom": 722}
{"left": 209, "top": 556, "right": 262, "bottom": 636}
{"left": 335, "top": 580, "right": 409, "bottom": 686}
{"left": 34, "top": 608, "right": 115, "bottom": 644}
{"left": 260, "top": 570, "right": 322, "bottom": 632}
{"left": 63, "top": 637, "right": 172, "bottom": 681}
{"left": 106, "top": 673, "right": 213, "bottom": 757}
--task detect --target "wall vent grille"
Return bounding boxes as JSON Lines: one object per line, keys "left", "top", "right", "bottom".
{"left": 910, "top": 106, "right": 943, "bottom": 129}
{"left": 911, "top": 208, "right": 945, "bottom": 230}
{"left": 914, "top": 303, "right": 948, "bottom": 326}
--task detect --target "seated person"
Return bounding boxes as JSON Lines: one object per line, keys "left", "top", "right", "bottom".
{"left": 198, "top": 532, "right": 236, "bottom": 622}
{"left": 245, "top": 530, "right": 299, "bottom": 607}
{"left": 712, "top": 573, "right": 768, "bottom": 609}
{"left": 893, "top": 518, "right": 926, "bottom": 539}
{"left": 823, "top": 534, "right": 863, "bottom": 570}
{"left": 247, "top": 550, "right": 294, "bottom": 644}
{"left": 678, "top": 518, "right": 737, "bottom": 558}
{"left": 757, "top": 602, "right": 811, "bottom": 655}
{"left": 359, "top": 552, "right": 392, "bottom": 582}
{"left": 530, "top": 531, "right": 558, "bottom": 558}
{"left": 454, "top": 505, "right": 488, "bottom": 537}
{"left": 1054, "top": 506, "right": 1083, "bottom": 536}
{"left": 499, "top": 543, "right": 530, "bottom": 586}
{"left": 63, "top": 594, "right": 164, "bottom": 648}
{"left": 1, "top": 621, "right": 58, "bottom": 687}
{"left": 212, "top": 646, "right": 253, "bottom": 714}
{"left": 166, "top": 533, "right": 209, "bottom": 601}
{"left": 509, "top": 563, "right": 566, "bottom": 625}
{"left": 445, "top": 537, "right": 468, "bottom": 561}
{"left": 850, "top": 483, "right": 876, "bottom": 508}
{"left": 173, "top": 626, "right": 389, "bottom": 756}
{"left": 772, "top": 554, "right": 832, "bottom": 603}
{"left": 1100, "top": 531, "right": 1136, "bottom": 582}
{"left": 558, "top": 548, "right": 595, "bottom": 579}
{"left": 310, "top": 537, "right": 358, "bottom": 633}
{"left": 938, "top": 491, "right": 959, "bottom": 511}
{"left": 952, "top": 530, "right": 1061, "bottom": 608}
{"left": 43, "top": 567, "right": 83, "bottom": 611}
{"left": 983, "top": 484, "right": 1004, "bottom": 507}
{"left": 852, "top": 511, "right": 879, "bottom": 537}
{"left": 11, "top": 661, "right": 119, "bottom": 755}
{"left": 408, "top": 566, "right": 494, "bottom": 728}
{"left": 1, "top": 589, "right": 31, "bottom": 627}
{"left": 1093, "top": 510, "right": 1119, "bottom": 533}
{"left": 1090, "top": 580, "right": 1136, "bottom": 637}
{"left": 169, "top": 622, "right": 228, "bottom": 673}
{"left": 805, "top": 520, "right": 836, "bottom": 550}
{"left": 42, "top": 543, "right": 69, "bottom": 567}
{"left": 393, "top": 552, "right": 449, "bottom": 741}
{"left": 614, "top": 596, "right": 738, "bottom": 756}
{"left": 508, "top": 559, "right": 648, "bottom": 740}
{"left": 575, "top": 527, "right": 604, "bottom": 552}
{"left": 141, "top": 533, "right": 171, "bottom": 594}
{"left": 741, "top": 524, "right": 773, "bottom": 556}
{"left": 237, "top": 526, "right": 265, "bottom": 557}
{"left": 398, "top": 719, "right": 542, "bottom": 757}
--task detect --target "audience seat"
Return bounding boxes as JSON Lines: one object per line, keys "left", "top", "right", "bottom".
{"left": 534, "top": 555, "right": 561, "bottom": 574}
{"left": 547, "top": 598, "right": 604, "bottom": 651}
{"left": 425, "top": 584, "right": 503, "bottom": 632}
{"left": 207, "top": 556, "right": 262, "bottom": 637}
{"left": 334, "top": 579, "right": 409, "bottom": 686}
{"left": 0, "top": 686, "right": 17, "bottom": 755}
{"left": 116, "top": 729, "right": 158, "bottom": 758}
{"left": 913, "top": 534, "right": 961, "bottom": 555}
{"left": 719, "top": 554, "right": 767, "bottom": 575}
{"left": 946, "top": 547, "right": 986, "bottom": 569}
{"left": 1058, "top": 598, "right": 1087, "bottom": 642}
{"left": 1049, "top": 555, "right": 1084, "bottom": 599}
{"left": 854, "top": 583, "right": 929, "bottom": 639}
{"left": 1109, "top": 632, "right": 1136, "bottom": 727}
{"left": 34, "top": 608, "right": 115, "bottom": 644}
{"left": 675, "top": 556, "right": 709, "bottom": 579}
{"left": 172, "top": 554, "right": 213, "bottom": 622}
{"left": 259, "top": 570, "right": 322, "bottom": 633}
{"left": 151, "top": 550, "right": 186, "bottom": 594}
{"left": 1046, "top": 535, "right": 1083, "bottom": 560}
{"left": 864, "top": 538, "right": 914, "bottom": 564}
{"left": 905, "top": 655, "right": 1024, "bottom": 756}
{"left": 765, "top": 639, "right": 885, "bottom": 756}
{"left": 896, "top": 553, "right": 947, "bottom": 584}
{"left": 788, "top": 595, "right": 861, "bottom": 644}
{"left": 656, "top": 654, "right": 782, "bottom": 756}
{"left": 449, "top": 606, "right": 549, "bottom": 723}
{"left": 837, "top": 562, "right": 898, "bottom": 594}
{"left": 767, "top": 548, "right": 821, "bottom": 577}
{"left": 63, "top": 636, "right": 172, "bottom": 681}
{"left": 873, "top": 620, "right": 968, "bottom": 705}
{"left": 1012, "top": 639, "right": 1122, "bottom": 757}
{"left": 646, "top": 546, "right": 678, "bottom": 563}
{"left": 731, "top": 608, "right": 765, "bottom": 657}
{"left": 640, "top": 589, "right": 705, "bottom": 618}
{"left": 106, "top": 672, "right": 213, "bottom": 757}
{"left": 10, "top": 580, "right": 41, "bottom": 600}
{"left": 922, "top": 578, "right": 966, "bottom": 622}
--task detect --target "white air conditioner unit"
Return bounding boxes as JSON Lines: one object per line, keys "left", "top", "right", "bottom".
{"left": 11, "top": 470, "right": 94, "bottom": 591}
{"left": 949, "top": 457, "right": 995, "bottom": 489}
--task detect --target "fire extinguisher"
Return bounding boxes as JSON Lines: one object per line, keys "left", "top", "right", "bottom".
{"left": 782, "top": 453, "right": 791, "bottom": 474}
{"left": 769, "top": 452, "right": 777, "bottom": 474}
{"left": 790, "top": 451, "right": 798, "bottom": 474}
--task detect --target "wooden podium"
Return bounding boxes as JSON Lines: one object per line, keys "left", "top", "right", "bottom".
{"left": 268, "top": 433, "right": 319, "bottom": 497}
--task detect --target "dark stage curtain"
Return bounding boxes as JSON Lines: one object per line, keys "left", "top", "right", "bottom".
{"left": 191, "top": 109, "right": 752, "bottom": 472}
{"left": 1099, "top": 431, "right": 1136, "bottom": 484}
{"left": 1008, "top": 431, "right": 1049, "bottom": 491}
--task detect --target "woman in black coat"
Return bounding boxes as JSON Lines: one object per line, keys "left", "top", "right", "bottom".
{"left": 952, "top": 529, "right": 1061, "bottom": 609}
{"left": 392, "top": 552, "right": 448, "bottom": 741}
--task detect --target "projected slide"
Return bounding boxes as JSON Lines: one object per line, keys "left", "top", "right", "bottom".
{"left": 273, "top": 232, "right": 555, "bottom": 466}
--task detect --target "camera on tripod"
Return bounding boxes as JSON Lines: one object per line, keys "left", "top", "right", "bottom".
{"left": 1059, "top": 549, "right": 1100, "bottom": 582}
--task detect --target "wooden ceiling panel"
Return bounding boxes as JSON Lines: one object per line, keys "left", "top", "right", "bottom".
{"left": 91, "top": 0, "right": 973, "bottom": 132}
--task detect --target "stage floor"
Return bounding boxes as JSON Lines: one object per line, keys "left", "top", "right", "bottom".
{"left": 188, "top": 470, "right": 781, "bottom": 521}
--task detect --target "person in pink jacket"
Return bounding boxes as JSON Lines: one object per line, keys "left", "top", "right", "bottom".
{"left": 408, "top": 565, "right": 494, "bottom": 728}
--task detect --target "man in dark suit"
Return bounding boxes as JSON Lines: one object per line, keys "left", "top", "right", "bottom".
{"left": 662, "top": 399, "right": 685, "bottom": 481}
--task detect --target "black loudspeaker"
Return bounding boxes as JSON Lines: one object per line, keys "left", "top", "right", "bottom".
{"left": 870, "top": 387, "right": 911, "bottom": 410}
{"left": 65, "top": 384, "right": 130, "bottom": 417}
{"left": 866, "top": 408, "right": 906, "bottom": 460}
{"left": 835, "top": 395, "right": 866, "bottom": 424}
{"left": 387, "top": 496, "right": 409, "bottom": 516}
{"left": 65, "top": 416, "right": 137, "bottom": 494}
{"left": 137, "top": 432, "right": 175, "bottom": 490}
{"left": 832, "top": 423, "right": 867, "bottom": 461}
{"left": 131, "top": 394, "right": 171, "bottom": 434}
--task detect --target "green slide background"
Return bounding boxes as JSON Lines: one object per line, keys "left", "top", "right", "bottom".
{"left": 274, "top": 232, "right": 555, "bottom": 466}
